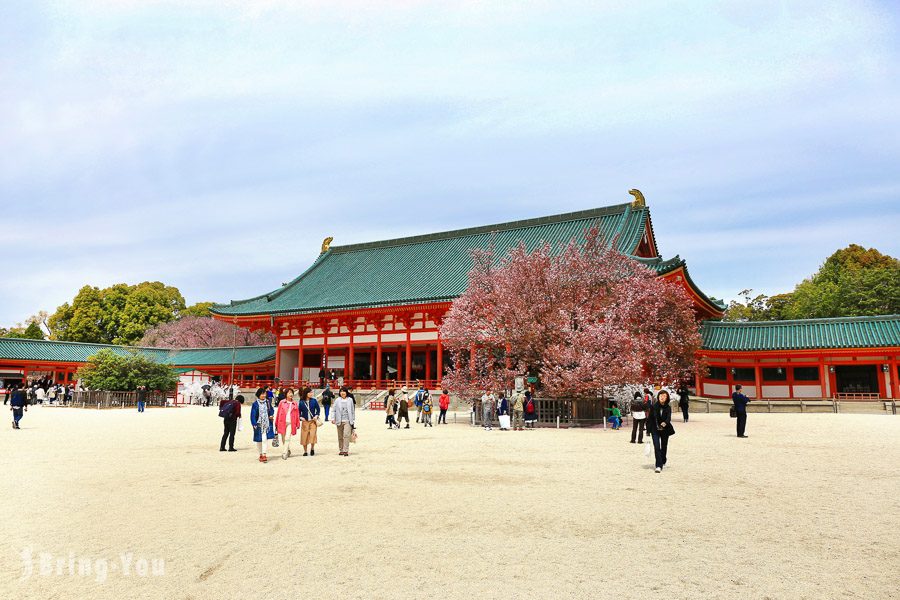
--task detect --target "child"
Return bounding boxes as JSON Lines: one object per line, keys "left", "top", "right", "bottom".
{"left": 421, "top": 393, "right": 433, "bottom": 427}
{"left": 605, "top": 401, "right": 622, "bottom": 430}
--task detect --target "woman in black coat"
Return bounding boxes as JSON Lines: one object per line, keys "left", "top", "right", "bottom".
{"left": 677, "top": 386, "right": 690, "bottom": 423}
{"left": 646, "top": 390, "right": 675, "bottom": 473}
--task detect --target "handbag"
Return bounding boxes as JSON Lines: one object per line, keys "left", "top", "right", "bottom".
{"left": 729, "top": 406, "right": 737, "bottom": 418}
{"left": 350, "top": 430, "right": 358, "bottom": 444}
{"left": 237, "top": 417, "right": 243, "bottom": 432}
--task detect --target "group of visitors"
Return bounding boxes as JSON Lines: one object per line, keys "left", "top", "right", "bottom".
{"left": 478, "top": 388, "right": 537, "bottom": 431}
{"left": 218, "top": 385, "right": 356, "bottom": 461}
{"left": 383, "top": 383, "right": 450, "bottom": 429}
{"left": 3, "top": 381, "right": 75, "bottom": 406}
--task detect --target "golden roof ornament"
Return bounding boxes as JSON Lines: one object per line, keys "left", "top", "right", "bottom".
{"left": 628, "top": 189, "right": 646, "bottom": 207}
{"left": 321, "top": 236, "right": 334, "bottom": 253}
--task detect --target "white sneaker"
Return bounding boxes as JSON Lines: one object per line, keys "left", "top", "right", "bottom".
{"left": 654, "top": 467, "right": 661, "bottom": 473}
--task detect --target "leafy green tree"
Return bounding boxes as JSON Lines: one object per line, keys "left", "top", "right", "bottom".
{"left": 780, "top": 245, "right": 900, "bottom": 319}
{"left": 722, "top": 289, "right": 773, "bottom": 322}
{"left": 76, "top": 349, "right": 179, "bottom": 391}
{"left": 21, "top": 322, "right": 45, "bottom": 340}
{"left": 181, "top": 301, "right": 215, "bottom": 318}
{"left": 49, "top": 282, "right": 186, "bottom": 345}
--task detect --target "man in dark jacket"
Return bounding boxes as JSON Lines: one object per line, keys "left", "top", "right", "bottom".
{"left": 732, "top": 384, "right": 750, "bottom": 438}
{"left": 10, "top": 386, "right": 27, "bottom": 429}
{"left": 219, "top": 395, "right": 243, "bottom": 451}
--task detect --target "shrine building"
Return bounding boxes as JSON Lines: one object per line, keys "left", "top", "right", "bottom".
{"left": 1, "top": 196, "right": 897, "bottom": 402}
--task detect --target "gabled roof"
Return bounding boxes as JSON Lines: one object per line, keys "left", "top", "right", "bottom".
{"left": 701, "top": 315, "right": 900, "bottom": 352}
{"left": 213, "top": 202, "right": 672, "bottom": 317}
{"left": 0, "top": 338, "right": 276, "bottom": 366}
{"left": 638, "top": 255, "right": 727, "bottom": 314}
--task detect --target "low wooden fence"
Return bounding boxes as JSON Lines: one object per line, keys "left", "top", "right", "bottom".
{"left": 472, "top": 398, "right": 611, "bottom": 428}
{"left": 70, "top": 390, "right": 171, "bottom": 409}
{"left": 689, "top": 397, "right": 898, "bottom": 415}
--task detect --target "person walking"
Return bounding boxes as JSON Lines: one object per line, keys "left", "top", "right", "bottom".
{"left": 299, "top": 387, "right": 320, "bottom": 456}
{"left": 481, "top": 390, "right": 495, "bottom": 431}
{"left": 219, "top": 394, "right": 243, "bottom": 452}
{"left": 320, "top": 384, "right": 334, "bottom": 421}
{"left": 251, "top": 387, "right": 275, "bottom": 463}
{"left": 678, "top": 386, "right": 690, "bottom": 422}
{"left": 384, "top": 388, "right": 397, "bottom": 429}
{"left": 397, "top": 386, "right": 411, "bottom": 429}
{"left": 732, "top": 384, "right": 750, "bottom": 438}
{"left": 646, "top": 390, "right": 675, "bottom": 473}
{"left": 523, "top": 392, "right": 537, "bottom": 429}
{"left": 275, "top": 389, "right": 300, "bottom": 459}
{"left": 437, "top": 389, "right": 450, "bottom": 425}
{"left": 136, "top": 385, "right": 147, "bottom": 413}
{"left": 331, "top": 386, "right": 356, "bottom": 456}
{"left": 35, "top": 386, "right": 45, "bottom": 405}
{"left": 9, "top": 386, "right": 26, "bottom": 429}
{"left": 629, "top": 391, "right": 646, "bottom": 444}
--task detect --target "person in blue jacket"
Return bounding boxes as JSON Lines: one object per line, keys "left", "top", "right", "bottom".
{"left": 732, "top": 384, "right": 750, "bottom": 438}
{"left": 299, "top": 387, "right": 321, "bottom": 457}
{"left": 251, "top": 387, "right": 275, "bottom": 463}
{"left": 9, "top": 385, "right": 27, "bottom": 429}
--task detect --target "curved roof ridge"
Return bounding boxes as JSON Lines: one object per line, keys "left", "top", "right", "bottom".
{"left": 328, "top": 203, "right": 632, "bottom": 254}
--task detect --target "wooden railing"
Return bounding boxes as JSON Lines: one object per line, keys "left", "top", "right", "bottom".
{"left": 70, "top": 390, "right": 171, "bottom": 408}
{"left": 227, "top": 378, "right": 443, "bottom": 391}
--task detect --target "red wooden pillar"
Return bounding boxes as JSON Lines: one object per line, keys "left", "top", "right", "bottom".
{"left": 298, "top": 325, "right": 305, "bottom": 385}
{"left": 695, "top": 361, "right": 703, "bottom": 397}
{"left": 425, "top": 346, "right": 432, "bottom": 383}
{"left": 890, "top": 358, "right": 899, "bottom": 400}
{"left": 375, "top": 331, "right": 383, "bottom": 388}
{"left": 436, "top": 337, "right": 443, "bottom": 382}
{"left": 819, "top": 356, "right": 828, "bottom": 398}
{"left": 348, "top": 342, "right": 355, "bottom": 382}
{"left": 405, "top": 331, "right": 412, "bottom": 385}
{"left": 754, "top": 363, "right": 762, "bottom": 399}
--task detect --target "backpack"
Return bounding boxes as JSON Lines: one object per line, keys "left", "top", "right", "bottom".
{"left": 525, "top": 399, "right": 535, "bottom": 414}
{"left": 218, "top": 400, "right": 235, "bottom": 419}
{"left": 423, "top": 403, "right": 431, "bottom": 413}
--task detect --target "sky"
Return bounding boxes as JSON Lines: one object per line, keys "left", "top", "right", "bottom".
{"left": 2, "top": 0, "right": 899, "bottom": 325}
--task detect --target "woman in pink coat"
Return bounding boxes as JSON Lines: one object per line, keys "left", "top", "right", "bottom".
{"left": 274, "top": 389, "right": 300, "bottom": 460}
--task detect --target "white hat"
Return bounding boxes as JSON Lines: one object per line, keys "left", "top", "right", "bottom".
{"left": 401, "top": 386, "right": 408, "bottom": 393}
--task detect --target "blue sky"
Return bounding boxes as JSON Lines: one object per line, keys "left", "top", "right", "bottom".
{"left": 2, "top": 0, "right": 898, "bottom": 325}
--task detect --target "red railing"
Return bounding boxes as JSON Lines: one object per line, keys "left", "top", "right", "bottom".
{"left": 226, "top": 378, "right": 443, "bottom": 391}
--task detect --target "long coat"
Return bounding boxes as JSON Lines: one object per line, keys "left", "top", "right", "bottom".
{"left": 251, "top": 399, "right": 275, "bottom": 442}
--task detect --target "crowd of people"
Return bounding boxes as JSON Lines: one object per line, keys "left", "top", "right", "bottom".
{"left": 217, "top": 384, "right": 354, "bottom": 462}
{"left": 10, "top": 372, "right": 753, "bottom": 476}
{"left": 382, "top": 383, "right": 451, "bottom": 429}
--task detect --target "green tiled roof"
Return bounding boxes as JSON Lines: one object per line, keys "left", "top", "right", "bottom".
{"left": 214, "top": 203, "right": 669, "bottom": 316}
{"left": 638, "top": 256, "right": 726, "bottom": 311}
{"left": 701, "top": 315, "right": 900, "bottom": 351}
{"left": 0, "top": 338, "right": 276, "bottom": 366}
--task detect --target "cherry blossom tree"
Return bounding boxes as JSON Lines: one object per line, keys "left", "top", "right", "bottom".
{"left": 139, "top": 316, "right": 275, "bottom": 348}
{"left": 440, "top": 228, "right": 703, "bottom": 398}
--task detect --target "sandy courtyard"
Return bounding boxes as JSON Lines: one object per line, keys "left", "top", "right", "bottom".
{"left": 1, "top": 404, "right": 898, "bottom": 600}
